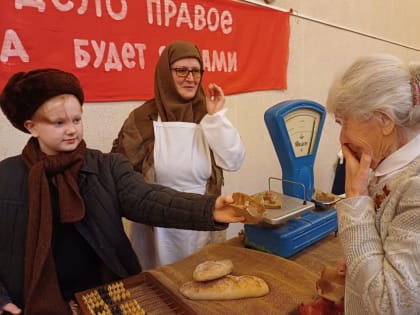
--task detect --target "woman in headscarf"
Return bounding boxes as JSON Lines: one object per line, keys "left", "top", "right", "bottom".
{"left": 112, "top": 41, "right": 245, "bottom": 269}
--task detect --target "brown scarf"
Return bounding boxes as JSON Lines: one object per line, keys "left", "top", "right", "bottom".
{"left": 21, "top": 137, "right": 86, "bottom": 315}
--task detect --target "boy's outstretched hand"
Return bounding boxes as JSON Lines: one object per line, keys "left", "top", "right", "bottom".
{"left": 213, "top": 194, "right": 246, "bottom": 223}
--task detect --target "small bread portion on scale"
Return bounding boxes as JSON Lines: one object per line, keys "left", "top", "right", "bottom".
{"left": 193, "top": 259, "right": 234, "bottom": 282}
{"left": 253, "top": 190, "right": 283, "bottom": 209}
{"left": 180, "top": 275, "right": 270, "bottom": 300}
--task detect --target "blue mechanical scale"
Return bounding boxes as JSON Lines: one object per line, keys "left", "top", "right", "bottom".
{"left": 244, "top": 100, "right": 338, "bottom": 258}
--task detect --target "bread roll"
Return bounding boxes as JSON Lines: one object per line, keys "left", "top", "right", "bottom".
{"left": 180, "top": 275, "right": 270, "bottom": 300}
{"left": 193, "top": 259, "right": 234, "bottom": 282}
{"left": 231, "top": 192, "right": 266, "bottom": 224}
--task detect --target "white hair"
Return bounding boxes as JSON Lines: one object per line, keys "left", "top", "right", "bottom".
{"left": 327, "top": 53, "right": 420, "bottom": 129}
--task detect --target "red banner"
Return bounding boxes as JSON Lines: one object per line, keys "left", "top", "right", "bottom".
{"left": 0, "top": 0, "right": 290, "bottom": 101}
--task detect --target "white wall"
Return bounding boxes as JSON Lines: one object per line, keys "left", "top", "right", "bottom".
{"left": 1, "top": 0, "right": 420, "bottom": 239}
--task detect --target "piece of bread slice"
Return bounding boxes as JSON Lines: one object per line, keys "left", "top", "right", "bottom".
{"left": 315, "top": 266, "right": 345, "bottom": 303}
{"left": 253, "top": 190, "right": 283, "bottom": 209}
{"left": 231, "top": 192, "right": 266, "bottom": 224}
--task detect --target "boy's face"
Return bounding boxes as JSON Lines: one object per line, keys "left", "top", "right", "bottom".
{"left": 24, "top": 94, "right": 83, "bottom": 155}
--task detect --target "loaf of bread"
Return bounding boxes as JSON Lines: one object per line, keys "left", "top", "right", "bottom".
{"left": 193, "top": 259, "right": 234, "bottom": 282}
{"left": 180, "top": 275, "right": 270, "bottom": 300}
{"left": 231, "top": 192, "right": 266, "bottom": 224}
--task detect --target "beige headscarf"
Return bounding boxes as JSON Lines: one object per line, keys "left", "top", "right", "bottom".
{"left": 112, "top": 41, "right": 223, "bottom": 194}
{"left": 154, "top": 41, "right": 207, "bottom": 122}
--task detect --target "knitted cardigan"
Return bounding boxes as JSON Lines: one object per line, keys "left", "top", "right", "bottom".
{"left": 337, "top": 156, "right": 420, "bottom": 315}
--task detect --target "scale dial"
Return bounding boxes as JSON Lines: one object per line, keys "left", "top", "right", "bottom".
{"left": 284, "top": 108, "right": 321, "bottom": 158}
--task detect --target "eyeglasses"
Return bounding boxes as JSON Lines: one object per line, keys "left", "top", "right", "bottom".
{"left": 171, "top": 68, "right": 204, "bottom": 80}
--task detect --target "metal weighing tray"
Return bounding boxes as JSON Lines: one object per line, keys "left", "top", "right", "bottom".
{"left": 263, "top": 194, "right": 315, "bottom": 225}
{"left": 261, "top": 177, "right": 315, "bottom": 225}
{"left": 245, "top": 177, "right": 337, "bottom": 258}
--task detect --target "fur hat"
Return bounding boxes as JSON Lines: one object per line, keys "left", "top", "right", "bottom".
{"left": 0, "top": 68, "right": 84, "bottom": 133}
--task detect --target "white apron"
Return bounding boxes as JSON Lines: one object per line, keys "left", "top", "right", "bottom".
{"left": 131, "top": 118, "right": 214, "bottom": 269}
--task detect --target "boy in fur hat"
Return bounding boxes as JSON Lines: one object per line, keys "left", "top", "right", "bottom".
{"left": 0, "top": 68, "right": 246, "bottom": 315}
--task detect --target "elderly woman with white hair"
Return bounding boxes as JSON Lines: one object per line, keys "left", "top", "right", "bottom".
{"left": 327, "top": 53, "right": 420, "bottom": 315}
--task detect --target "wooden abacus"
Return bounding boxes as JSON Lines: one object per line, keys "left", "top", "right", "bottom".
{"left": 80, "top": 281, "right": 145, "bottom": 315}
{"left": 75, "top": 272, "right": 196, "bottom": 315}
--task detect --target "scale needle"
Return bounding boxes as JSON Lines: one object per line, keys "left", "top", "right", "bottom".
{"left": 307, "top": 118, "right": 316, "bottom": 155}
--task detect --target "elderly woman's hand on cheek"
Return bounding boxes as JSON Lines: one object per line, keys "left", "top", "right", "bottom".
{"left": 342, "top": 145, "right": 372, "bottom": 197}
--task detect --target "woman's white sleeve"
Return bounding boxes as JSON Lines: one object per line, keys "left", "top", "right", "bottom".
{"left": 200, "top": 108, "right": 245, "bottom": 171}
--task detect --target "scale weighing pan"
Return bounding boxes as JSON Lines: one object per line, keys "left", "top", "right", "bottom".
{"left": 263, "top": 194, "right": 315, "bottom": 225}
{"left": 260, "top": 177, "right": 315, "bottom": 225}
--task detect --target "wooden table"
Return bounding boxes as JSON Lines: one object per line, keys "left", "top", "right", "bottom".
{"left": 225, "top": 232, "right": 342, "bottom": 274}
{"left": 148, "top": 232, "right": 343, "bottom": 315}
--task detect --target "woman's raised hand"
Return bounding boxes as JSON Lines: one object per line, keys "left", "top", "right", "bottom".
{"left": 206, "top": 83, "right": 225, "bottom": 114}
